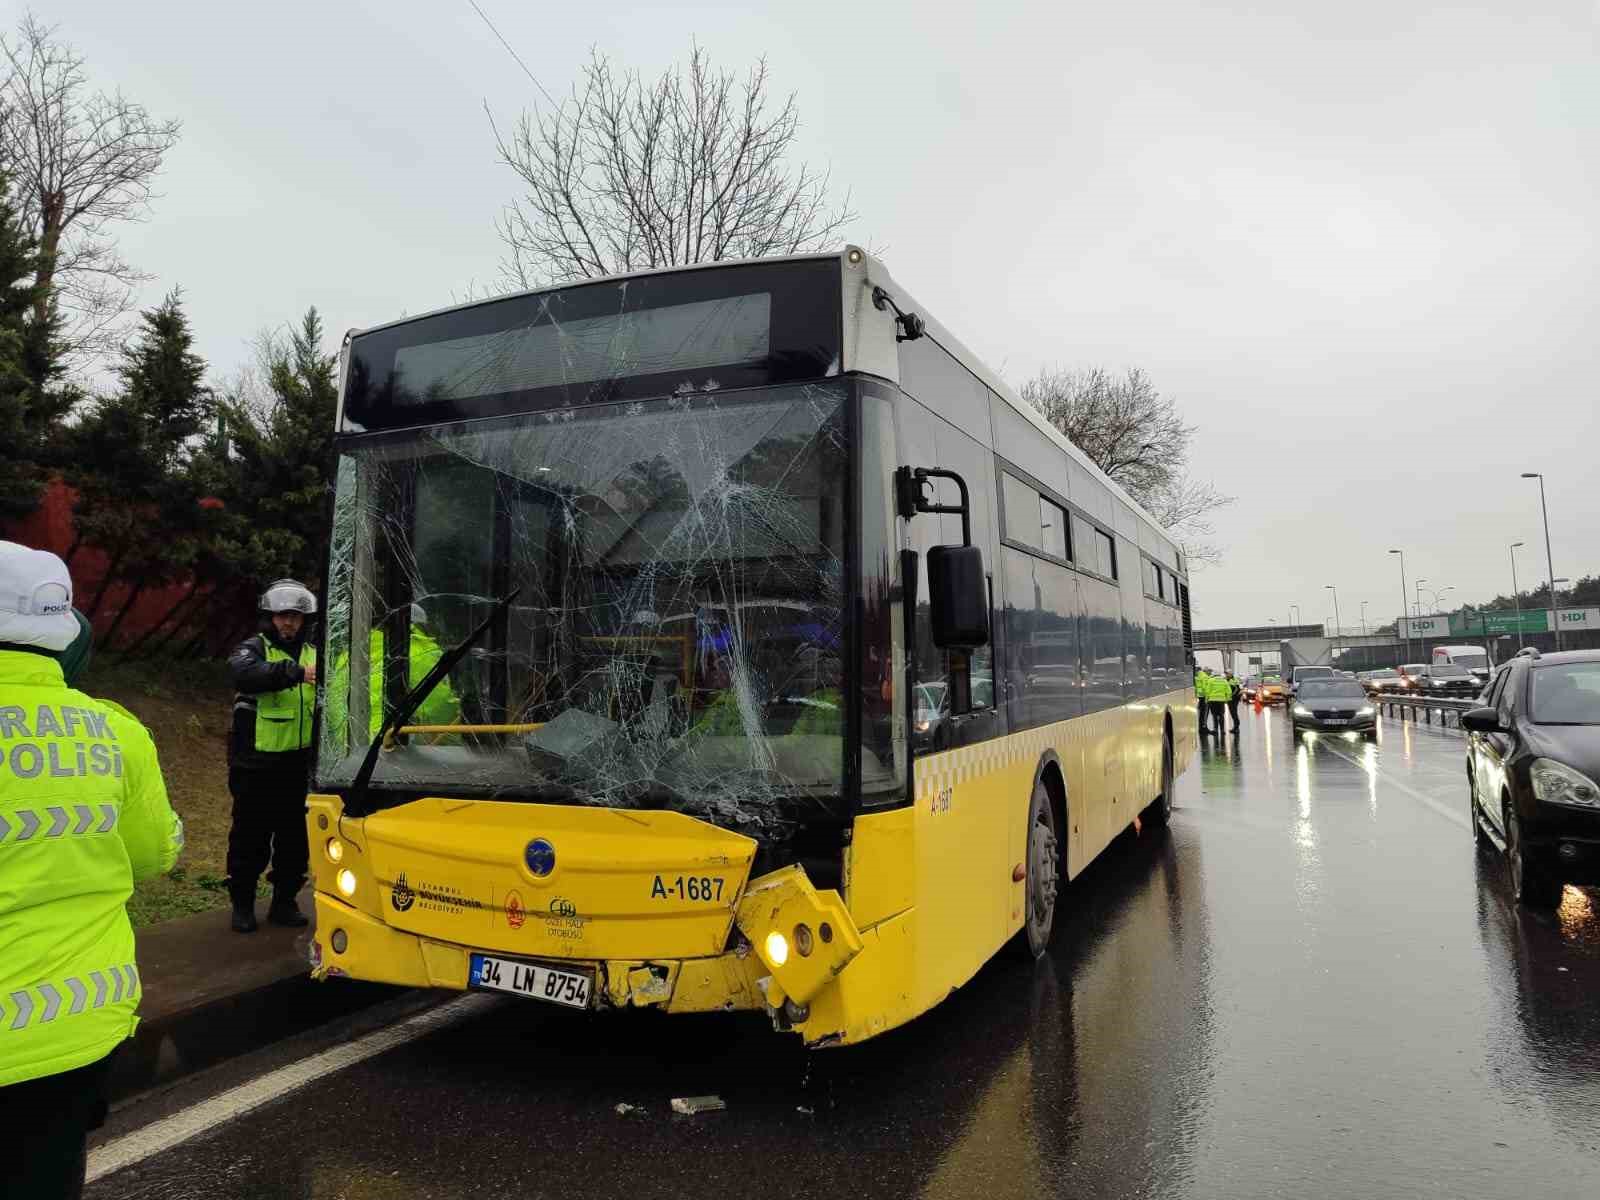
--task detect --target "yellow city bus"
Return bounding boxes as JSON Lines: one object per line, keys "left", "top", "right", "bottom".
{"left": 306, "top": 248, "right": 1198, "bottom": 1046}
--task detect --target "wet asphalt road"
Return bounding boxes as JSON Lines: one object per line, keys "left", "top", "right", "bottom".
{"left": 92, "top": 706, "right": 1600, "bottom": 1199}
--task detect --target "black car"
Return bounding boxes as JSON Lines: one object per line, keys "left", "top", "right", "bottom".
{"left": 1465, "top": 649, "right": 1600, "bottom": 907}
{"left": 1291, "top": 678, "right": 1378, "bottom": 738}
{"left": 1413, "top": 663, "right": 1480, "bottom": 697}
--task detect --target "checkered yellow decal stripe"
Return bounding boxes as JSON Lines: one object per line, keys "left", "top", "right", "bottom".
{"left": 912, "top": 703, "right": 1174, "bottom": 805}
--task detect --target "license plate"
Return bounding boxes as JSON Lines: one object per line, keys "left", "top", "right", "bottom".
{"left": 1321, "top": 718, "right": 1348, "bottom": 725}
{"left": 469, "top": 954, "right": 592, "bottom": 1009}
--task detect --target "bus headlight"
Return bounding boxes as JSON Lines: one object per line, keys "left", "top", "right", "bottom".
{"left": 336, "top": 868, "right": 358, "bottom": 897}
{"left": 764, "top": 930, "right": 790, "bottom": 967}
{"left": 737, "top": 866, "right": 862, "bottom": 1008}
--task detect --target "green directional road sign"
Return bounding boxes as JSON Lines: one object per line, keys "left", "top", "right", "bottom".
{"left": 1448, "top": 608, "right": 1599, "bottom": 637}
{"left": 1450, "top": 610, "right": 1547, "bottom": 636}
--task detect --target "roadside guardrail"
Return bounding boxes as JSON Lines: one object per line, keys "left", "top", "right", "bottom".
{"left": 1375, "top": 693, "right": 1481, "bottom": 731}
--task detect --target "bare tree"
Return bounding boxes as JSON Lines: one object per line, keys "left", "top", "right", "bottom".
{"left": 0, "top": 12, "right": 181, "bottom": 365}
{"left": 1021, "top": 366, "right": 1233, "bottom": 565}
{"left": 492, "top": 45, "right": 853, "bottom": 287}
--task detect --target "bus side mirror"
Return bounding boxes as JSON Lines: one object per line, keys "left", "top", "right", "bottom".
{"left": 927, "top": 545, "right": 989, "bottom": 649}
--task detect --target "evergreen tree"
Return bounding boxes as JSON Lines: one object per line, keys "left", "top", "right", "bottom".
{"left": 217, "top": 307, "right": 339, "bottom": 586}
{"left": 0, "top": 163, "right": 69, "bottom": 523}
{"left": 114, "top": 287, "right": 210, "bottom": 465}
{"left": 67, "top": 289, "right": 212, "bottom": 637}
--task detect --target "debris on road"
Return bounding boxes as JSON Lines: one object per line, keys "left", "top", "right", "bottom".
{"left": 671, "top": 1095, "right": 727, "bottom": 1115}
{"left": 614, "top": 1103, "right": 640, "bottom": 1115}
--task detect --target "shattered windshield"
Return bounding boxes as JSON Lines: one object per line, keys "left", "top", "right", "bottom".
{"left": 318, "top": 384, "right": 852, "bottom": 834}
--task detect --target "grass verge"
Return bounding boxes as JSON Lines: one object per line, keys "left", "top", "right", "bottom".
{"left": 81, "top": 658, "right": 249, "bottom": 927}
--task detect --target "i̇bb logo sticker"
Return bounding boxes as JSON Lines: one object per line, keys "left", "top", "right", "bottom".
{"left": 505, "top": 889, "right": 526, "bottom": 930}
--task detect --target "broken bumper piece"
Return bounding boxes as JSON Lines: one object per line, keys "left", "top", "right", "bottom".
{"left": 309, "top": 862, "right": 865, "bottom": 1030}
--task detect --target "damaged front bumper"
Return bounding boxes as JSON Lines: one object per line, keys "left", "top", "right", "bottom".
{"left": 309, "top": 867, "right": 865, "bottom": 1040}
{"left": 306, "top": 790, "right": 873, "bottom": 1044}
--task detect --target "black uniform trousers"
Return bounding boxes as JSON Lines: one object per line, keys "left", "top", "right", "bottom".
{"left": 1207, "top": 700, "right": 1228, "bottom": 736}
{"left": 0, "top": 1051, "right": 115, "bottom": 1200}
{"left": 1227, "top": 695, "right": 1242, "bottom": 730}
{"left": 226, "top": 757, "right": 310, "bottom": 904}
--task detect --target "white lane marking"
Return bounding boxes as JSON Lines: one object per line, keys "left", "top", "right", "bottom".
{"left": 1322, "top": 741, "right": 1470, "bottom": 829}
{"left": 88, "top": 993, "right": 498, "bottom": 1183}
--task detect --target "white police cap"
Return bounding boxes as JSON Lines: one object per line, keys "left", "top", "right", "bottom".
{"left": 0, "top": 541, "right": 77, "bottom": 652}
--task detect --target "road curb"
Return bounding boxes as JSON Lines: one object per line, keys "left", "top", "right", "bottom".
{"left": 109, "top": 971, "right": 403, "bottom": 1103}
{"left": 111, "top": 899, "right": 406, "bottom": 1104}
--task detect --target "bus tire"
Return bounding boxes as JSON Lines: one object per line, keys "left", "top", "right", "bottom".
{"left": 1012, "top": 779, "right": 1060, "bottom": 960}
{"left": 1147, "top": 724, "right": 1175, "bottom": 825}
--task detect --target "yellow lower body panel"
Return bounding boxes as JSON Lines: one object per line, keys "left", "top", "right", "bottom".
{"left": 311, "top": 889, "right": 915, "bottom": 1045}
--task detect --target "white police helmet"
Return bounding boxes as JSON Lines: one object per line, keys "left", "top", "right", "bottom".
{"left": 0, "top": 541, "right": 77, "bottom": 652}
{"left": 259, "top": 579, "right": 317, "bottom": 615}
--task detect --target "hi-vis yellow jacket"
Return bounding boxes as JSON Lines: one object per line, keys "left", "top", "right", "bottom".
{"left": 0, "top": 649, "right": 183, "bottom": 1087}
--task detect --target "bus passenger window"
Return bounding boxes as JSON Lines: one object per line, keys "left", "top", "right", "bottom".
{"left": 1040, "top": 497, "right": 1068, "bottom": 560}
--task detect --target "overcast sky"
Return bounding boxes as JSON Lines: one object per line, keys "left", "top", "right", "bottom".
{"left": 35, "top": 0, "right": 1600, "bottom": 629}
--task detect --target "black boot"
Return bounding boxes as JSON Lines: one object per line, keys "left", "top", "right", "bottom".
{"left": 229, "top": 878, "right": 258, "bottom": 932}
{"left": 268, "top": 884, "right": 309, "bottom": 927}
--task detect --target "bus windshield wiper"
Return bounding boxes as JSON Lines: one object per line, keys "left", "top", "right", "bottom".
{"left": 345, "top": 588, "right": 521, "bottom": 818}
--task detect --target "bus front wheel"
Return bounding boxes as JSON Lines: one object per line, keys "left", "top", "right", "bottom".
{"left": 1016, "top": 780, "right": 1060, "bottom": 959}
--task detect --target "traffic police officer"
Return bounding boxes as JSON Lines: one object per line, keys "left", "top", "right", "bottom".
{"left": 0, "top": 541, "right": 183, "bottom": 1198}
{"left": 323, "top": 604, "right": 457, "bottom": 741}
{"left": 1204, "top": 669, "right": 1232, "bottom": 737}
{"left": 226, "top": 579, "right": 318, "bottom": 933}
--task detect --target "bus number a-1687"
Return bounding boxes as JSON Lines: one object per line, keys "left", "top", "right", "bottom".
{"left": 650, "top": 875, "right": 724, "bottom": 902}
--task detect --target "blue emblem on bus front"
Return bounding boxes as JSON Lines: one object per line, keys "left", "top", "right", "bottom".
{"left": 524, "top": 838, "right": 556, "bottom": 877}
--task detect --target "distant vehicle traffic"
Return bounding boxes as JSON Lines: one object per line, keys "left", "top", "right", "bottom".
{"left": 1291, "top": 679, "right": 1378, "bottom": 738}
{"left": 1358, "top": 669, "right": 1405, "bottom": 696}
{"left": 1397, "top": 664, "right": 1428, "bottom": 689}
{"left": 1247, "top": 673, "right": 1287, "bottom": 705}
{"left": 1413, "top": 664, "right": 1481, "bottom": 697}
{"left": 1434, "top": 644, "right": 1492, "bottom": 687}
{"left": 1465, "top": 649, "right": 1600, "bottom": 908}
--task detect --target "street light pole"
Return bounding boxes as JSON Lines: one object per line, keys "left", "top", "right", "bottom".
{"left": 1521, "top": 472, "right": 1561, "bottom": 651}
{"left": 1389, "top": 549, "right": 1409, "bottom": 663}
{"left": 1510, "top": 541, "right": 1525, "bottom": 651}
{"left": 1360, "top": 600, "right": 1368, "bottom": 638}
{"left": 1415, "top": 577, "right": 1427, "bottom": 621}
{"left": 1325, "top": 584, "right": 1342, "bottom": 663}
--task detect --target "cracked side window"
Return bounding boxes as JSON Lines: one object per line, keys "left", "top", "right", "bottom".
{"left": 319, "top": 384, "right": 850, "bottom": 841}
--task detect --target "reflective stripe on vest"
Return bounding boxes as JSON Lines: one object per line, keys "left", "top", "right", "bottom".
{"left": 3, "top": 963, "right": 139, "bottom": 1031}
{"left": 255, "top": 643, "right": 316, "bottom": 753}
{"left": 0, "top": 803, "right": 118, "bottom": 843}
